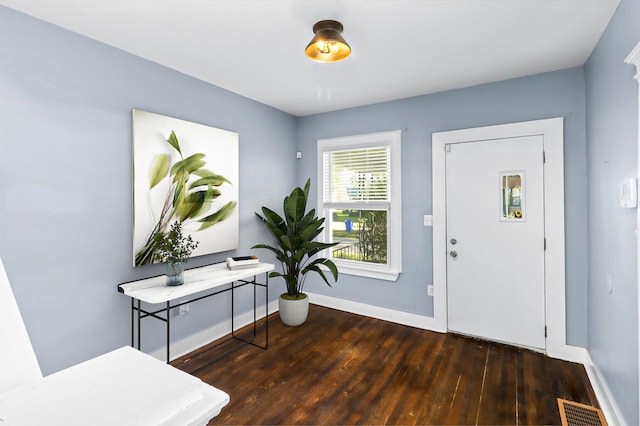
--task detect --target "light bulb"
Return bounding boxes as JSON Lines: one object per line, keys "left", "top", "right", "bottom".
{"left": 317, "top": 41, "right": 331, "bottom": 54}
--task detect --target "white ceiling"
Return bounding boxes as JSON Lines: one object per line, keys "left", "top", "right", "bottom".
{"left": 1, "top": 0, "right": 620, "bottom": 117}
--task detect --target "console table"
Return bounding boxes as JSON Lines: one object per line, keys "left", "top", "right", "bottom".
{"left": 117, "top": 262, "right": 274, "bottom": 363}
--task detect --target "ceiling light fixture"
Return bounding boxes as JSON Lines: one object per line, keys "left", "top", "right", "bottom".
{"left": 305, "top": 20, "right": 351, "bottom": 63}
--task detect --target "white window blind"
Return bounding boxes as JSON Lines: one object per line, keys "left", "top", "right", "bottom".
{"left": 322, "top": 146, "right": 391, "bottom": 204}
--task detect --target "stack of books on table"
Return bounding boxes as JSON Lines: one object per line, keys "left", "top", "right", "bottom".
{"left": 226, "top": 256, "right": 259, "bottom": 270}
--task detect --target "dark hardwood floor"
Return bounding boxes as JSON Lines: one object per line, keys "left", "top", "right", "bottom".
{"left": 172, "top": 305, "right": 598, "bottom": 425}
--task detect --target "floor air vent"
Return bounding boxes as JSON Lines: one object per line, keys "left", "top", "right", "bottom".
{"left": 558, "top": 398, "right": 607, "bottom": 426}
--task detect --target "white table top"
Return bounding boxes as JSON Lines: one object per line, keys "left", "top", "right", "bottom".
{"left": 0, "top": 346, "right": 230, "bottom": 426}
{"left": 118, "top": 262, "right": 274, "bottom": 304}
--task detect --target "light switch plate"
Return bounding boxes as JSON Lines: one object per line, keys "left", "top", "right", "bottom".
{"left": 620, "top": 178, "right": 637, "bottom": 208}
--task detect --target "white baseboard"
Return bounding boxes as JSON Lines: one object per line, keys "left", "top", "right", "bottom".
{"left": 584, "top": 351, "right": 626, "bottom": 426}
{"left": 149, "top": 299, "right": 279, "bottom": 362}
{"left": 307, "top": 292, "right": 447, "bottom": 333}
{"left": 548, "top": 342, "right": 588, "bottom": 364}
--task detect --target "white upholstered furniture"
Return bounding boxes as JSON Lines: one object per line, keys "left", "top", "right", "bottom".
{"left": 0, "top": 258, "right": 229, "bottom": 425}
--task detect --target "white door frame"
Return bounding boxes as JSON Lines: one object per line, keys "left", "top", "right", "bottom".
{"left": 432, "top": 117, "right": 580, "bottom": 361}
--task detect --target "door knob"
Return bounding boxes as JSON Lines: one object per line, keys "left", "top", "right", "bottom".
{"left": 450, "top": 250, "right": 458, "bottom": 258}
{"left": 450, "top": 238, "right": 457, "bottom": 245}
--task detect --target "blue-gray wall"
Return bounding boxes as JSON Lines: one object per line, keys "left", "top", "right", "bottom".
{"left": 3, "top": 4, "right": 638, "bottom": 422}
{"left": 298, "top": 67, "right": 589, "bottom": 347}
{"left": 585, "top": 0, "right": 639, "bottom": 423}
{"left": 0, "top": 6, "right": 296, "bottom": 375}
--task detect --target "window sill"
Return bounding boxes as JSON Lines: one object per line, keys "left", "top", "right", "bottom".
{"left": 335, "top": 261, "right": 400, "bottom": 282}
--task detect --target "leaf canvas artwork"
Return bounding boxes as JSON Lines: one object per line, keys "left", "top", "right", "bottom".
{"left": 132, "top": 109, "right": 239, "bottom": 266}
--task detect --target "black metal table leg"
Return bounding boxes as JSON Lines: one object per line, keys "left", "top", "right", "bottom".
{"left": 137, "top": 299, "right": 141, "bottom": 350}
{"left": 252, "top": 278, "right": 257, "bottom": 337}
{"left": 229, "top": 273, "right": 269, "bottom": 350}
{"left": 231, "top": 280, "right": 235, "bottom": 335}
{"left": 130, "top": 298, "right": 134, "bottom": 347}
{"left": 166, "top": 301, "right": 170, "bottom": 363}
{"left": 265, "top": 272, "right": 269, "bottom": 349}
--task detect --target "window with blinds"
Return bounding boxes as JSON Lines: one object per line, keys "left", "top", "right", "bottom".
{"left": 322, "top": 146, "right": 390, "bottom": 204}
{"left": 317, "top": 130, "right": 402, "bottom": 282}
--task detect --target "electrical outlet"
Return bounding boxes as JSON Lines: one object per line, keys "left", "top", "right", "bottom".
{"left": 423, "top": 215, "right": 433, "bottom": 226}
{"left": 427, "top": 285, "right": 434, "bottom": 296}
{"left": 179, "top": 303, "right": 190, "bottom": 315}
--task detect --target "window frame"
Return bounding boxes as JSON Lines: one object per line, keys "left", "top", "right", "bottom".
{"left": 316, "top": 130, "right": 402, "bottom": 281}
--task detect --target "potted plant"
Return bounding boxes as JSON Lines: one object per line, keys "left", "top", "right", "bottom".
{"left": 153, "top": 221, "right": 199, "bottom": 286}
{"left": 253, "top": 178, "right": 338, "bottom": 326}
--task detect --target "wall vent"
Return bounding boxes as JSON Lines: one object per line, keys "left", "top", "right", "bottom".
{"left": 558, "top": 398, "right": 607, "bottom": 426}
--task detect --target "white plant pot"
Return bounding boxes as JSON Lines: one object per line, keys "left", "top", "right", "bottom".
{"left": 278, "top": 293, "right": 309, "bottom": 326}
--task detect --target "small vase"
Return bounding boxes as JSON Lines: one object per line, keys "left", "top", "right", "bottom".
{"left": 165, "top": 261, "right": 184, "bottom": 286}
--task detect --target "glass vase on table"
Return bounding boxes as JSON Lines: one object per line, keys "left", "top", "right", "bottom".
{"left": 165, "top": 260, "right": 184, "bottom": 286}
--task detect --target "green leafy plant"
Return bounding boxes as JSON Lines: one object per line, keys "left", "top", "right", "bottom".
{"left": 253, "top": 178, "right": 339, "bottom": 299}
{"left": 135, "top": 131, "right": 237, "bottom": 266}
{"left": 153, "top": 221, "right": 199, "bottom": 264}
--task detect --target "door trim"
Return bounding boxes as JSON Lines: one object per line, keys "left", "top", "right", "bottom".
{"left": 432, "top": 117, "right": 579, "bottom": 361}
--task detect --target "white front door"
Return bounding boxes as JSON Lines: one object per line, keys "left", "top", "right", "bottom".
{"left": 445, "top": 135, "right": 546, "bottom": 349}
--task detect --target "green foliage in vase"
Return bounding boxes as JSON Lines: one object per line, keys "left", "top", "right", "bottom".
{"left": 253, "top": 178, "right": 339, "bottom": 298}
{"left": 135, "top": 131, "right": 236, "bottom": 266}
{"left": 153, "top": 221, "right": 199, "bottom": 264}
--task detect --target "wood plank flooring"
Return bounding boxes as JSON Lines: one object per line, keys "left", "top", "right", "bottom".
{"left": 172, "top": 305, "right": 598, "bottom": 425}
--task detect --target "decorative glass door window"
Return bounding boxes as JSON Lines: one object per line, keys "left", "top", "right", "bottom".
{"left": 501, "top": 172, "right": 525, "bottom": 221}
